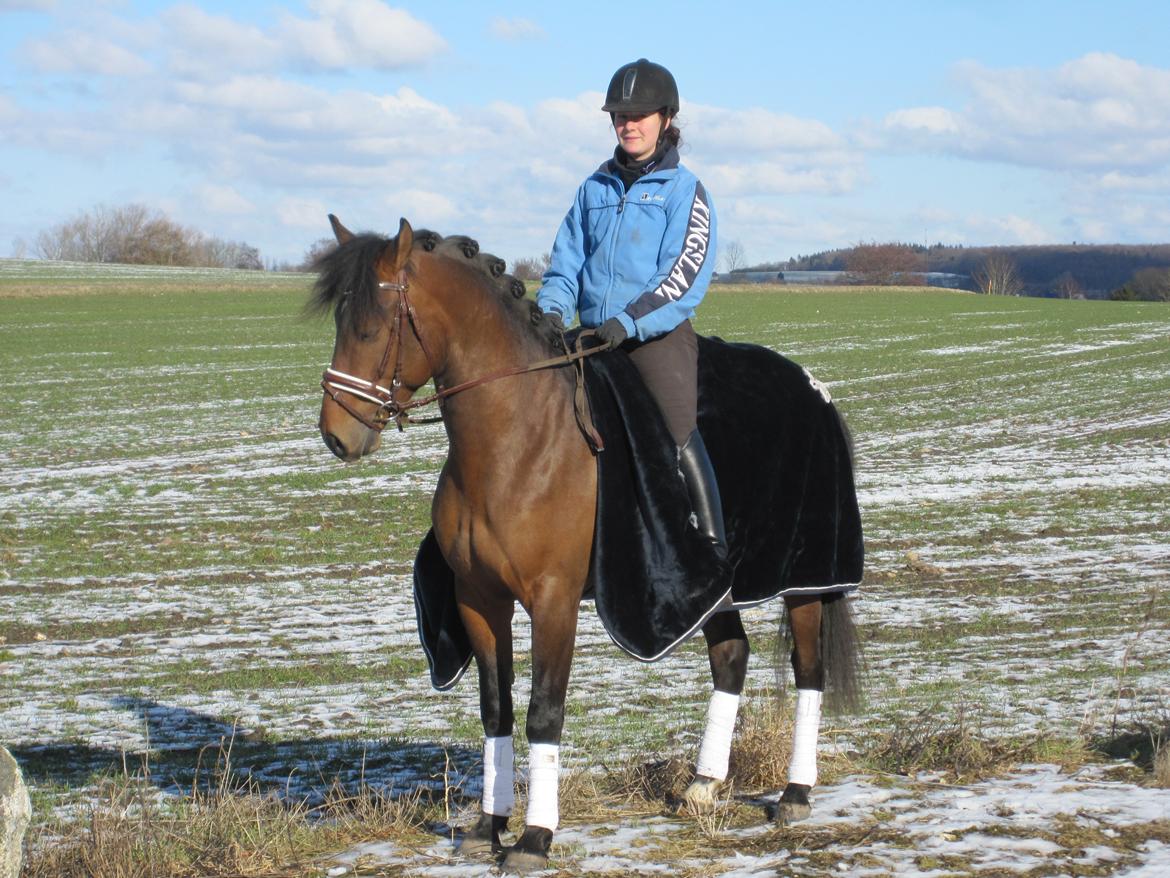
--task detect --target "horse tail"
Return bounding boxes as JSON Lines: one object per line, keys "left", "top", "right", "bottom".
{"left": 820, "top": 591, "right": 862, "bottom": 714}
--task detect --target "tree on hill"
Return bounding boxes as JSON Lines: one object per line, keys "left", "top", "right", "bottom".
{"left": 1110, "top": 267, "right": 1170, "bottom": 301}
{"left": 34, "top": 203, "right": 262, "bottom": 269}
{"left": 844, "top": 241, "right": 925, "bottom": 285}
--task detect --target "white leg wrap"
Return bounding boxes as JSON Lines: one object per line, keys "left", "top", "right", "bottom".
{"left": 525, "top": 743, "right": 560, "bottom": 831}
{"left": 695, "top": 690, "right": 741, "bottom": 781}
{"left": 481, "top": 736, "right": 514, "bottom": 816}
{"left": 788, "top": 688, "right": 823, "bottom": 787}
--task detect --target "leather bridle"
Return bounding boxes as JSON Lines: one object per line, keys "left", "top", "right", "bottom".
{"left": 320, "top": 270, "right": 608, "bottom": 447}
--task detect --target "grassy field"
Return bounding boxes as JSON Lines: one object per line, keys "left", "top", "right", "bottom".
{"left": 2, "top": 263, "right": 1169, "bottom": 875}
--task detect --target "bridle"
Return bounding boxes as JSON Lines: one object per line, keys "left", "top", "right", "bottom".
{"left": 320, "top": 269, "right": 608, "bottom": 446}
{"left": 320, "top": 270, "right": 438, "bottom": 432}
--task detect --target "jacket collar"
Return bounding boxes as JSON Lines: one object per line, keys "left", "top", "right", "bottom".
{"left": 596, "top": 143, "right": 680, "bottom": 183}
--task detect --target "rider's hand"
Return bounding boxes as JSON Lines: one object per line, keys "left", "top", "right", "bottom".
{"left": 596, "top": 317, "right": 629, "bottom": 348}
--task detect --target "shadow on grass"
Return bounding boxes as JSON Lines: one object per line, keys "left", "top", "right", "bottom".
{"left": 10, "top": 696, "right": 480, "bottom": 807}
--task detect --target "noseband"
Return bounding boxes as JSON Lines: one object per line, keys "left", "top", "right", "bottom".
{"left": 321, "top": 270, "right": 608, "bottom": 443}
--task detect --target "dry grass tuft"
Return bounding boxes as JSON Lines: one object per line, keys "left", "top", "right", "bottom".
{"left": 1155, "top": 741, "right": 1170, "bottom": 788}
{"left": 866, "top": 704, "right": 1087, "bottom": 782}
{"left": 23, "top": 747, "right": 444, "bottom": 878}
{"left": 603, "top": 755, "right": 693, "bottom": 804}
{"left": 1092, "top": 711, "right": 1170, "bottom": 786}
{"left": 727, "top": 689, "right": 795, "bottom": 791}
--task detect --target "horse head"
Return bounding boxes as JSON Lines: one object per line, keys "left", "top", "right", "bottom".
{"left": 313, "top": 215, "right": 440, "bottom": 461}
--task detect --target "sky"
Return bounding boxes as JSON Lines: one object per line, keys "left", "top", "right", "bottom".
{"left": 1, "top": 0, "right": 1169, "bottom": 269}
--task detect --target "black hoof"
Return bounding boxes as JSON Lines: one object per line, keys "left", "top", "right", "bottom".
{"left": 501, "top": 826, "right": 552, "bottom": 874}
{"left": 769, "top": 782, "right": 812, "bottom": 824}
{"left": 457, "top": 812, "right": 508, "bottom": 857}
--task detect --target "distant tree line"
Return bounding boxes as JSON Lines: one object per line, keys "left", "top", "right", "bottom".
{"left": 28, "top": 204, "right": 262, "bottom": 270}
{"left": 768, "top": 242, "right": 1170, "bottom": 299}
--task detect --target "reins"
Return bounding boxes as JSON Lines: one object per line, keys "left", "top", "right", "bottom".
{"left": 321, "top": 271, "right": 608, "bottom": 450}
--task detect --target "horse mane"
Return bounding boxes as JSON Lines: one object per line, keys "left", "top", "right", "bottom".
{"left": 307, "top": 228, "right": 554, "bottom": 348}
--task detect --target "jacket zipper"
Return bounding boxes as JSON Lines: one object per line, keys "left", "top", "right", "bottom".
{"left": 603, "top": 177, "right": 630, "bottom": 318}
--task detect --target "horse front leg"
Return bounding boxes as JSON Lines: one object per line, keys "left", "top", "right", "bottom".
{"left": 682, "top": 610, "right": 750, "bottom": 809}
{"left": 455, "top": 591, "right": 515, "bottom": 857}
{"left": 501, "top": 588, "right": 581, "bottom": 874}
{"left": 776, "top": 593, "right": 824, "bottom": 823}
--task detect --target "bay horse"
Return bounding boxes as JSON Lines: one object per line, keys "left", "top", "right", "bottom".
{"left": 311, "top": 216, "right": 860, "bottom": 873}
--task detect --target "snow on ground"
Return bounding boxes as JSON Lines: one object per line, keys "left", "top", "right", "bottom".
{"left": 315, "top": 764, "right": 1170, "bottom": 876}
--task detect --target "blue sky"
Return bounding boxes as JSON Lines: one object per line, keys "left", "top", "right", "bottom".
{"left": 2, "top": 0, "right": 1169, "bottom": 268}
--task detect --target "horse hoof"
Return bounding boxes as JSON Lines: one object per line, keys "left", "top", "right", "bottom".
{"left": 681, "top": 776, "right": 723, "bottom": 811}
{"left": 501, "top": 848, "right": 549, "bottom": 874}
{"left": 457, "top": 812, "right": 506, "bottom": 857}
{"left": 772, "top": 800, "right": 812, "bottom": 824}
{"left": 456, "top": 834, "right": 495, "bottom": 857}
{"left": 771, "top": 783, "right": 812, "bottom": 824}
{"left": 500, "top": 826, "right": 552, "bottom": 874}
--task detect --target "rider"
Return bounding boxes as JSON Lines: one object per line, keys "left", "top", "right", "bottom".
{"left": 537, "top": 58, "right": 725, "bottom": 554}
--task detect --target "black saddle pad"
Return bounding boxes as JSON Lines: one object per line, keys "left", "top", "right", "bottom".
{"left": 414, "top": 335, "right": 864, "bottom": 689}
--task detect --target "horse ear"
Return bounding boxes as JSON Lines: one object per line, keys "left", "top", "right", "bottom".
{"left": 328, "top": 214, "right": 354, "bottom": 245}
{"left": 393, "top": 217, "right": 414, "bottom": 270}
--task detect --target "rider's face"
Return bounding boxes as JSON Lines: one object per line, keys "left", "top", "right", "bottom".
{"left": 613, "top": 110, "right": 668, "bottom": 162}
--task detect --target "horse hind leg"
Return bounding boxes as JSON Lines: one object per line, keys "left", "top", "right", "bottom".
{"left": 774, "top": 594, "right": 825, "bottom": 824}
{"left": 682, "top": 610, "right": 750, "bottom": 810}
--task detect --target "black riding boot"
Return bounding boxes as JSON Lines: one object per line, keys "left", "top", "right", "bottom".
{"left": 678, "top": 429, "right": 727, "bottom": 557}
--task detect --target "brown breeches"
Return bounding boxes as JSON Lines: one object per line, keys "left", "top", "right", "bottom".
{"left": 621, "top": 319, "right": 699, "bottom": 447}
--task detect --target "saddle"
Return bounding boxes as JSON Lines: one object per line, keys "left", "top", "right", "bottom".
{"left": 413, "top": 335, "right": 864, "bottom": 689}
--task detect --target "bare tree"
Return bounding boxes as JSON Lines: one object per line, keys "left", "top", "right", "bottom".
{"left": 300, "top": 237, "right": 338, "bottom": 271}
{"left": 1052, "top": 271, "right": 1083, "bottom": 299}
{"left": 720, "top": 239, "right": 747, "bottom": 274}
{"left": 973, "top": 252, "right": 1024, "bottom": 296}
{"left": 510, "top": 253, "right": 551, "bottom": 282}
{"left": 33, "top": 203, "right": 263, "bottom": 269}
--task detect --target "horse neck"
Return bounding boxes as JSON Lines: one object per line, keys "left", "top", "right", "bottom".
{"left": 420, "top": 265, "right": 577, "bottom": 455}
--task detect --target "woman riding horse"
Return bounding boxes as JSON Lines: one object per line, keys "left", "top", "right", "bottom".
{"left": 539, "top": 58, "right": 724, "bottom": 557}
{"left": 312, "top": 59, "right": 861, "bottom": 874}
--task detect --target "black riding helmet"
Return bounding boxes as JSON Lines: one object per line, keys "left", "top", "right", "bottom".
{"left": 602, "top": 58, "right": 679, "bottom": 116}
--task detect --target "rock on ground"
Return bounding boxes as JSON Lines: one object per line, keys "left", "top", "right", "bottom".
{"left": 0, "top": 747, "right": 31, "bottom": 878}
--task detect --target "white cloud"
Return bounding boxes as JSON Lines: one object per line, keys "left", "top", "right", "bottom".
{"left": 1096, "top": 170, "right": 1170, "bottom": 193}
{"left": 489, "top": 17, "right": 545, "bottom": 41}
{"left": 277, "top": 197, "right": 331, "bottom": 230}
{"left": 21, "top": 30, "right": 152, "bottom": 75}
{"left": 277, "top": 0, "right": 446, "bottom": 71}
{"left": 686, "top": 103, "right": 844, "bottom": 155}
{"left": 162, "top": 5, "right": 281, "bottom": 77}
{"left": 385, "top": 189, "right": 459, "bottom": 227}
{"left": 879, "top": 53, "right": 1170, "bottom": 174}
{"left": 883, "top": 107, "right": 960, "bottom": 135}
{"left": 197, "top": 184, "right": 254, "bottom": 216}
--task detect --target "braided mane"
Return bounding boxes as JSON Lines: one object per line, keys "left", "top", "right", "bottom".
{"left": 308, "top": 228, "right": 554, "bottom": 348}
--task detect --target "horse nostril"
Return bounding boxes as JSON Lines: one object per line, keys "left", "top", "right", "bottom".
{"left": 324, "top": 433, "right": 347, "bottom": 460}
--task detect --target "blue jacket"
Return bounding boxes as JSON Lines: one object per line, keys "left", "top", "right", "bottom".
{"left": 537, "top": 146, "right": 717, "bottom": 342}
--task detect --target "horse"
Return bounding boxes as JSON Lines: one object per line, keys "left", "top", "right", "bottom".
{"left": 310, "top": 215, "right": 861, "bottom": 873}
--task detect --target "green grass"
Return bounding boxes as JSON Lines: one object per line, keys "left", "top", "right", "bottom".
{"left": 3, "top": 276, "right": 1170, "bottom": 869}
